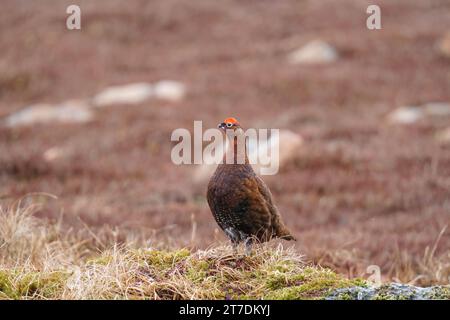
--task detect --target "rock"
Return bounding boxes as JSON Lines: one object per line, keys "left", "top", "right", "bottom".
{"left": 422, "top": 102, "right": 450, "bottom": 116}
{"left": 387, "top": 102, "right": 450, "bottom": 125}
{"left": 4, "top": 100, "right": 93, "bottom": 127}
{"left": 387, "top": 106, "right": 423, "bottom": 124}
{"left": 288, "top": 40, "right": 338, "bottom": 65}
{"left": 437, "top": 32, "right": 450, "bottom": 59}
{"left": 193, "top": 142, "right": 225, "bottom": 183}
{"left": 436, "top": 127, "right": 450, "bottom": 145}
{"left": 43, "top": 147, "right": 66, "bottom": 162}
{"left": 92, "top": 82, "right": 154, "bottom": 107}
{"left": 250, "top": 130, "right": 303, "bottom": 175}
{"left": 327, "top": 283, "right": 450, "bottom": 300}
{"left": 153, "top": 80, "right": 186, "bottom": 102}
{"left": 92, "top": 81, "right": 186, "bottom": 107}
{"left": 194, "top": 130, "right": 303, "bottom": 182}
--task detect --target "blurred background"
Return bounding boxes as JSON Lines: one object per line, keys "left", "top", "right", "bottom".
{"left": 0, "top": 0, "right": 449, "bottom": 285}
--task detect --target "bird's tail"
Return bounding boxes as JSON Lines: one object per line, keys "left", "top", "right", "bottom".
{"left": 276, "top": 224, "right": 297, "bottom": 241}
{"left": 280, "top": 233, "right": 297, "bottom": 241}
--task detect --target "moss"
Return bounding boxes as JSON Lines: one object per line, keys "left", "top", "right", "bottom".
{"left": 372, "top": 284, "right": 450, "bottom": 300}
{"left": 327, "top": 283, "right": 450, "bottom": 300}
{"left": 335, "top": 292, "right": 357, "bottom": 300}
{"left": 427, "top": 286, "right": 450, "bottom": 300}
{"left": 186, "top": 259, "right": 212, "bottom": 283}
{"left": 0, "top": 245, "right": 446, "bottom": 300}
{"left": 264, "top": 272, "right": 305, "bottom": 290}
{"left": 251, "top": 259, "right": 302, "bottom": 290}
{"left": 351, "top": 278, "right": 368, "bottom": 287}
{"left": 0, "top": 270, "right": 69, "bottom": 299}
{"left": 373, "top": 284, "right": 414, "bottom": 300}
{"left": 263, "top": 267, "right": 367, "bottom": 300}
{"left": 133, "top": 248, "right": 191, "bottom": 269}
{"left": 0, "top": 271, "right": 13, "bottom": 298}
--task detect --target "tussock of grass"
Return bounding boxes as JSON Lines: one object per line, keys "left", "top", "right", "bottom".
{"left": 0, "top": 201, "right": 369, "bottom": 300}
{"left": 0, "top": 245, "right": 365, "bottom": 300}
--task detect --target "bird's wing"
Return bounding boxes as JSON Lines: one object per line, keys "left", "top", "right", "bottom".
{"left": 253, "top": 175, "right": 295, "bottom": 240}
{"left": 237, "top": 175, "right": 275, "bottom": 238}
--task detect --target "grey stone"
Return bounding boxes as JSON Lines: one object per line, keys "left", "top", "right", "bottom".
{"left": 327, "top": 283, "right": 450, "bottom": 300}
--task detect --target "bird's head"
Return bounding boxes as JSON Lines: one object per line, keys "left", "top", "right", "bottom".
{"left": 218, "top": 117, "right": 243, "bottom": 133}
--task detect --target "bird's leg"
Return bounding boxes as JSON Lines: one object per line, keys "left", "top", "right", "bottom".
{"left": 225, "top": 228, "right": 240, "bottom": 255}
{"left": 244, "top": 237, "right": 253, "bottom": 256}
{"left": 232, "top": 241, "right": 238, "bottom": 255}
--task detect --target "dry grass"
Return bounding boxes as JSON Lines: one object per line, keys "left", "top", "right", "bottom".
{"left": 0, "top": 196, "right": 77, "bottom": 269}
{"left": 389, "top": 227, "right": 450, "bottom": 286}
{"left": 0, "top": 0, "right": 449, "bottom": 292}
{"left": 311, "top": 241, "right": 450, "bottom": 287}
{"left": 1, "top": 201, "right": 448, "bottom": 300}
{"left": 0, "top": 201, "right": 369, "bottom": 300}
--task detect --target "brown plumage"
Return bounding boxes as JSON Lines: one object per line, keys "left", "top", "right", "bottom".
{"left": 207, "top": 117, "right": 295, "bottom": 252}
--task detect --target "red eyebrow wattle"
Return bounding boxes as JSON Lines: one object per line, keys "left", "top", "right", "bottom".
{"left": 224, "top": 117, "right": 238, "bottom": 124}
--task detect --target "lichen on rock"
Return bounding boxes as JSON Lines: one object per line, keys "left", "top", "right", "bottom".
{"left": 327, "top": 283, "right": 450, "bottom": 300}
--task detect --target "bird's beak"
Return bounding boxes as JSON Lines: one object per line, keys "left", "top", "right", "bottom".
{"left": 218, "top": 122, "right": 226, "bottom": 130}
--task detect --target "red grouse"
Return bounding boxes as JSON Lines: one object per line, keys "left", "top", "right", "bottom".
{"left": 207, "top": 117, "right": 295, "bottom": 253}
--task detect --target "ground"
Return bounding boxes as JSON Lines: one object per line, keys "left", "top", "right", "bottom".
{"left": 2, "top": 203, "right": 448, "bottom": 300}
{"left": 0, "top": 0, "right": 449, "bottom": 287}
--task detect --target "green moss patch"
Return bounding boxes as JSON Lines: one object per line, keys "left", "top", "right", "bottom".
{"left": 0, "top": 270, "right": 69, "bottom": 299}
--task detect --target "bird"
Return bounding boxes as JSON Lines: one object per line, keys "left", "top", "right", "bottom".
{"left": 207, "top": 117, "right": 295, "bottom": 254}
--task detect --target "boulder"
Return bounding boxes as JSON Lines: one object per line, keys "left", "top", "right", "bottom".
{"left": 422, "top": 102, "right": 450, "bottom": 116}
{"left": 153, "top": 80, "right": 186, "bottom": 102}
{"left": 92, "top": 81, "right": 186, "bottom": 107}
{"left": 194, "top": 130, "right": 303, "bottom": 182}
{"left": 288, "top": 40, "right": 338, "bottom": 65}
{"left": 4, "top": 100, "right": 93, "bottom": 127}
{"left": 43, "top": 146, "right": 66, "bottom": 162}
{"left": 436, "top": 127, "right": 450, "bottom": 145}
{"left": 327, "top": 282, "right": 450, "bottom": 300}
{"left": 387, "top": 102, "right": 450, "bottom": 124}
{"left": 250, "top": 130, "right": 303, "bottom": 175}
{"left": 437, "top": 32, "right": 450, "bottom": 59}
{"left": 92, "top": 82, "right": 154, "bottom": 107}
{"left": 387, "top": 106, "right": 423, "bottom": 124}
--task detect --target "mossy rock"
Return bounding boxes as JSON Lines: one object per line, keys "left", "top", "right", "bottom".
{"left": 327, "top": 283, "right": 450, "bottom": 300}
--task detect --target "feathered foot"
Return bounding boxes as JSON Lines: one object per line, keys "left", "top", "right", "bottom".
{"left": 244, "top": 237, "right": 253, "bottom": 256}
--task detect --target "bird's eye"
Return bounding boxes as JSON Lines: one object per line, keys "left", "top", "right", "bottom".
{"left": 226, "top": 123, "right": 233, "bottom": 128}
